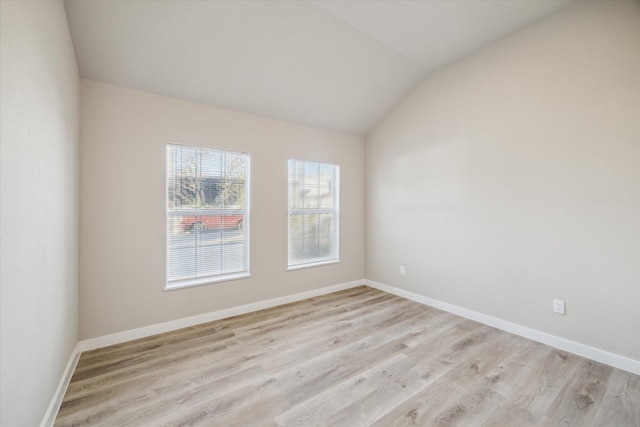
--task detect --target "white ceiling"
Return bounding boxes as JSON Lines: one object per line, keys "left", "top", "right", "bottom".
{"left": 64, "top": 0, "right": 571, "bottom": 136}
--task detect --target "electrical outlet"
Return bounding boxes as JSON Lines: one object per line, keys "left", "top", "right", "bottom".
{"left": 553, "top": 299, "right": 565, "bottom": 315}
{"left": 400, "top": 266, "right": 406, "bottom": 275}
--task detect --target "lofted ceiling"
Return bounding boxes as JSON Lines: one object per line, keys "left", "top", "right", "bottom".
{"left": 64, "top": 0, "right": 571, "bottom": 136}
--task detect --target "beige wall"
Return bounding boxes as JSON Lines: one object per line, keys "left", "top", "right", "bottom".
{"left": 0, "top": 1, "right": 80, "bottom": 425}
{"left": 366, "top": 0, "right": 640, "bottom": 361}
{"left": 79, "top": 80, "right": 365, "bottom": 339}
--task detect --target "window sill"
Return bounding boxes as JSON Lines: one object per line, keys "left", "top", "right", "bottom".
{"left": 287, "top": 259, "right": 341, "bottom": 271}
{"left": 165, "top": 272, "right": 251, "bottom": 291}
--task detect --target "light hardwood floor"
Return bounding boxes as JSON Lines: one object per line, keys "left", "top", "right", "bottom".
{"left": 55, "top": 286, "right": 640, "bottom": 426}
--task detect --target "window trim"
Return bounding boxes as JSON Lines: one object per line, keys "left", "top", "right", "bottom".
{"left": 286, "top": 259, "right": 341, "bottom": 271}
{"left": 165, "top": 143, "right": 251, "bottom": 290}
{"left": 165, "top": 272, "right": 252, "bottom": 291}
{"left": 287, "top": 159, "right": 340, "bottom": 270}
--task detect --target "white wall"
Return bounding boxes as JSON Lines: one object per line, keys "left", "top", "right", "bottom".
{"left": 0, "top": 1, "right": 80, "bottom": 425}
{"left": 79, "top": 80, "right": 365, "bottom": 340}
{"left": 366, "top": 0, "right": 640, "bottom": 361}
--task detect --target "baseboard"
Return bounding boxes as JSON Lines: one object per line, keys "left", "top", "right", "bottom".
{"left": 78, "top": 279, "right": 364, "bottom": 352}
{"left": 366, "top": 279, "right": 640, "bottom": 376}
{"left": 43, "top": 280, "right": 363, "bottom": 425}
{"left": 41, "top": 277, "right": 638, "bottom": 425}
{"left": 41, "top": 343, "right": 82, "bottom": 427}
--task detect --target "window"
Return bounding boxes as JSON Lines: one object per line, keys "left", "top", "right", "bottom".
{"left": 166, "top": 144, "right": 250, "bottom": 289}
{"left": 288, "top": 159, "right": 339, "bottom": 269}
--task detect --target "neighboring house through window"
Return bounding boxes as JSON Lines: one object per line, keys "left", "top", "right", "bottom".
{"left": 166, "top": 144, "right": 250, "bottom": 289}
{"left": 288, "top": 159, "right": 339, "bottom": 269}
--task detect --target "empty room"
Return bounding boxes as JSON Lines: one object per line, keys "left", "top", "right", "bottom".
{"left": 1, "top": 0, "right": 639, "bottom": 426}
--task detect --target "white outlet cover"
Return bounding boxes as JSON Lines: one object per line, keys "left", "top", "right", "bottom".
{"left": 553, "top": 299, "right": 565, "bottom": 315}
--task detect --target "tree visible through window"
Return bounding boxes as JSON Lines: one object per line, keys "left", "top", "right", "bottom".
{"left": 288, "top": 159, "right": 339, "bottom": 268}
{"left": 166, "top": 144, "right": 250, "bottom": 289}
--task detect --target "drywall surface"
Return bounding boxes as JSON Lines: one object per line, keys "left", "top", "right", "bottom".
{"left": 0, "top": 1, "right": 80, "bottom": 425}
{"left": 79, "top": 80, "right": 365, "bottom": 339}
{"left": 366, "top": 0, "right": 640, "bottom": 361}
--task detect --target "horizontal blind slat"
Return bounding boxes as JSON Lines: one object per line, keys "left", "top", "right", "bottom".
{"left": 167, "top": 144, "right": 250, "bottom": 286}
{"left": 287, "top": 159, "right": 339, "bottom": 268}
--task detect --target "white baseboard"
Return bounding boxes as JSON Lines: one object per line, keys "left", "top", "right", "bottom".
{"left": 366, "top": 279, "right": 640, "bottom": 376}
{"left": 44, "top": 276, "right": 637, "bottom": 426}
{"left": 41, "top": 343, "right": 81, "bottom": 427}
{"left": 43, "top": 280, "right": 363, "bottom": 425}
{"left": 78, "top": 279, "right": 364, "bottom": 352}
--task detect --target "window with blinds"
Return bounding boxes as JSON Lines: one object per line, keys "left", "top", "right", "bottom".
{"left": 288, "top": 159, "right": 339, "bottom": 269}
{"left": 166, "top": 144, "right": 250, "bottom": 289}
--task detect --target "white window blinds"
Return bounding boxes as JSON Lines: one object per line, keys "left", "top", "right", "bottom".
{"left": 288, "top": 159, "right": 339, "bottom": 268}
{"left": 166, "top": 144, "right": 250, "bottom": 289}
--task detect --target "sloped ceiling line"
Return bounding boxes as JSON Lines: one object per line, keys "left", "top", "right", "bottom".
{"left": 64, "top": 0, "right": 571, "bottom": 135}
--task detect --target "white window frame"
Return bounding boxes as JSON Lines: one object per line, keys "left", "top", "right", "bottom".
{"left": 287, "top": 159, "right": 340, "bottom": 270}
{"left": 166, "top": 143, "right": 250, "bottom": 290}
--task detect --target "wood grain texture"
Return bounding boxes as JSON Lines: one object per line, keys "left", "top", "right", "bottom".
{"left": 55, "top": 286, "right": 640, "bottom": 426}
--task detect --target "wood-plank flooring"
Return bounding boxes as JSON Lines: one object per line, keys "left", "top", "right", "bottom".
{"left": 54, "top": 286, "right": 640, "bottom": 426}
